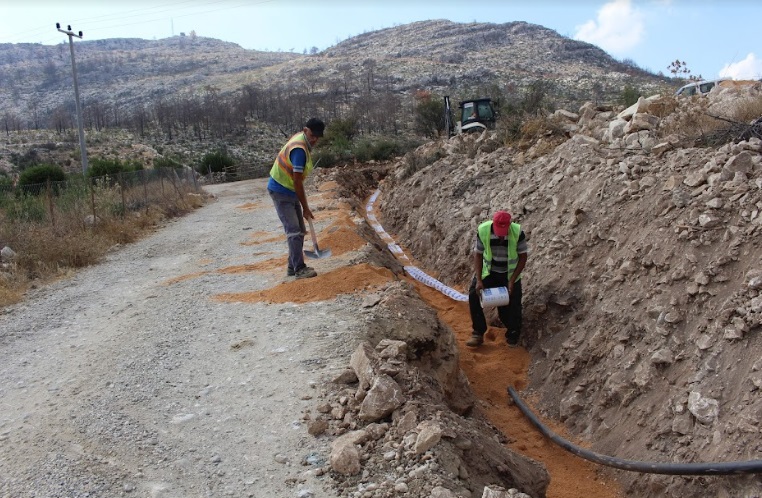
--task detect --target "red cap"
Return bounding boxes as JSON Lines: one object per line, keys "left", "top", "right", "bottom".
{"left": 492, "top": 211, "right": 512, "bottom": 237}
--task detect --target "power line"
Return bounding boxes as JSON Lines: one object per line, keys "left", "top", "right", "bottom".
{"left": 1, "top": 0, "right": 207, "bottom": 42}
{"left": 1, "top": 0, "right": 275, "bottom": 44}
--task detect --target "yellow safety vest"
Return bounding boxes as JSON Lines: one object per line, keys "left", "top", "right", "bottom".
{"left": 477, "top": 220, "right": 521, "bottom": 280}
{"left": 269, "top": 132, "right": 314, "bottom": 191}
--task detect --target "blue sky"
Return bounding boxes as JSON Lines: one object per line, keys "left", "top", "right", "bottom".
{"left": 1, "top": 0, "right": 760, "bottom": 80}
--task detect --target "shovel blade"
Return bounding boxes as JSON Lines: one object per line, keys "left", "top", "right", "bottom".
{"left": 305, "top": 248, "right": 332, "bottom": 259}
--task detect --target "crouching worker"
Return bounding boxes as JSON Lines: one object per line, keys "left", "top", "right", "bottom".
{"left": 466, "top": 210, "right": 528, "bottom": 347}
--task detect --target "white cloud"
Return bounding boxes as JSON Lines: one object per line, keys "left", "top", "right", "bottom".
{"left": 574, "top": 0, "right": 645, "bottom": 54}
{"left": 719, "top": 53, "right": 762, "bottom": 80}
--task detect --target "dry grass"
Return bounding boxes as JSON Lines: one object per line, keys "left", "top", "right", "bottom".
{"left": 659, "top": 94, "right": 762, "bottom": 145}
{"left": 0, "top": 182, "right": 208, "bottom": 308}
{"left": 497, "top": 113, "right": 568, "bottom": 155}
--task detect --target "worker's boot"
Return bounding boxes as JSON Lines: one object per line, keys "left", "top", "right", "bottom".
{"left": 466, "top": 334, "right": 484, "bottom": 347}
{"left": 506, "top": 330, "right": 520, "bottom": 348}
{"left": 295, "top": 266, "right": 317, "bottom": 279}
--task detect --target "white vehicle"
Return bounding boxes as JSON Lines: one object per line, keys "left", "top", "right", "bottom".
{"left": 675, "top": 78, "right": 729, "bottom": 97}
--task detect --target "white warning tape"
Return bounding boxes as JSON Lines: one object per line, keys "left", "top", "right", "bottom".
{"left": 366, "top": 189, "right": 468, "bottom": 302}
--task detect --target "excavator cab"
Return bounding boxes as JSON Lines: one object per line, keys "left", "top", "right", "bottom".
{"left": 445, "top": 97, "right": 497, "bottom": 136}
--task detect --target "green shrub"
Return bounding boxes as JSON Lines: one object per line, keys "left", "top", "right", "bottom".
{"left": 87, "top": 158, "right": 143, "bottom": 178}
{"left": 312, "top": 149, "right": 341, "bottom": 169}
{"left": 18, "top": 164, "right": 66, "bottom": 187}
{"left": 0, "top": 173, "right": 12, "bottom": 187}
{"left": 323, "top": 118, "right": 357, "bottom": 146}
{"left": 198, "top": 150, "right": 234, "bottom": 174}
{"left": 3, "top": 192, "right": 47, "bottom": 222}
{"left": 354, "top": 138, "right": 401, "bottom": 162}
{"left": 154, "top": 156, "right": 184, "bottom": 169}
{"left": 621, "top": 85, "right": 641, "bottom": 107}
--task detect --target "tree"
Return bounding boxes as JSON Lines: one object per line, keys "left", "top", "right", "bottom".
{"left": 413, "top": 91, "right": 445, "bottom": 138}
{"left": 667, "top": 60, "right": 702, "bottom": 82}
{"left": 620, "top": 85, "right": 641, "bottom": 107}
{"left": 198, "top": 150, "right": 234, "bottom": 174}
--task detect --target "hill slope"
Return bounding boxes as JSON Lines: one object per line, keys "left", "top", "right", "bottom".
{"left": 0, "top": 20, "right": 669, "bottom": 126}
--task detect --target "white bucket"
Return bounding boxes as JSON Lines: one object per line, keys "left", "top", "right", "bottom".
{"left": 480, "top": 286, "right": 510, "bottom": 308}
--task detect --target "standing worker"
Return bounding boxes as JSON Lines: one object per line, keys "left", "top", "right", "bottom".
{"left": 267, "top": 118, "right": 325, "bottom": 279}
{"left": 466, "top": 210, "right": 528, "bottom": 347}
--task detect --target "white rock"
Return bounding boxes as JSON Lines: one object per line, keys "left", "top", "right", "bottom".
{"left": 0, "top": 246, "right": 16, "bottom": 261}
{"left": 688, "top": 391, "right": 719, "bottom": 425}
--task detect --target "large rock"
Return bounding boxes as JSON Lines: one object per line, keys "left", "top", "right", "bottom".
{"left": 358, "top": 374, "right": 404, "bottom": 422}
{"left": 330, "top": 433, "right": 363, "bottom": 475}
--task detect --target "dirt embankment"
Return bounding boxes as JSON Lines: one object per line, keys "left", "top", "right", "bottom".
{"left": 374, "top": 88, "right": 762, "bottom": 497}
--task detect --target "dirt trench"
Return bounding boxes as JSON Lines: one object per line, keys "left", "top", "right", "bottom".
{"left": 214, "top": 169, "right": 625, "bottom": 497}
{"left": 305, "top": 167, "right": 625, "bottom": 497}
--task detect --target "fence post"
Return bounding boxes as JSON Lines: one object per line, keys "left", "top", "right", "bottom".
{"left": 46, "top": 179, "right": 55, "bottom": 229}
{"left": 190, "top": 167, "right": 199, "bottom": 191}
{"left": 90, "top": 177, "right": 96, "bottom": 228}
{"left": 142, "top": 169, "right": 148, "bottom": 213}
{"left": 119, "top": 172, "right": 126, "bottom": 220}
{"left": 168, "top": 169, "right": 186, "bottom": 208}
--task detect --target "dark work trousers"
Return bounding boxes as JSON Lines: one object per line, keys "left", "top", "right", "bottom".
{"left": 469, "top": 273, "right": 523, "bottom": 339}
{"left": 268, "top": 189, "right": 307, "bottom": 273}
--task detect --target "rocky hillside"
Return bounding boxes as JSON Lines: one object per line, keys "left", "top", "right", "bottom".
{"left": 321, "top": 20, "right": 664, "bottom": 101}
{"left": 377, "top": 82, "right": 762, "bottom": 496}
{"left": 1, "top": 20, "right": 669, "bottom": 125}
{"left": 0, "top": 36, "right": 299, "bottom": 122}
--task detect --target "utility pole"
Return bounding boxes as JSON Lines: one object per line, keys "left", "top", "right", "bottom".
{"left": 56, "top": 23, "right": 89, "bottom": 175}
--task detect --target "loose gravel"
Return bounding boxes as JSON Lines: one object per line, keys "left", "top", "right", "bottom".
{"left": 0, "top": 179, "right": 363, "bottom": 498}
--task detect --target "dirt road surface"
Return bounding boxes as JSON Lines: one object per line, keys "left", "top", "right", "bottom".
{"left": 0, "top": 179, "right": 372, "bottom": 498}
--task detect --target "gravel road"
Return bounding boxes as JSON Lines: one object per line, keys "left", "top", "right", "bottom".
{"left": 0, "top": 179, "right": 363, "bottom": 498}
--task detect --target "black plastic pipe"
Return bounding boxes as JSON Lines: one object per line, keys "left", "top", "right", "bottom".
{"left": 507, "top": 386, "right": 762, "bottom": 475}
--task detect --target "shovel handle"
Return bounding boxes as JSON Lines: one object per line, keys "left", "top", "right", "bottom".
{"left": 307, "top": 218, "right": 320, "bottom": 252}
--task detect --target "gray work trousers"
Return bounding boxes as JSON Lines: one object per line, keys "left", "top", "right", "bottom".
{"left": 268, "top": 189, "right": 306, "bottom": 273}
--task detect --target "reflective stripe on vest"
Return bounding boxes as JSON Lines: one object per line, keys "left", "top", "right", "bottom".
{"left": 269, "top": 132, "right": 314, "bottom": 191}
{"left": 477, "top": 220, "right": 521, "bottom": 280}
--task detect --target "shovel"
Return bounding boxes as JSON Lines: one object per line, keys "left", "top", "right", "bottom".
{"left": 304, "top": 218, "right": 331, "bottom": 259}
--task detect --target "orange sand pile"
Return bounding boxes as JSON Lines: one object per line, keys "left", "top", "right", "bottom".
{"left": 214, "top": 263, "right": 395, "bottom": 304}
{"left": 162, "top": 271, "right": 209, "bottom": 285}
{"left": 313, "top": 226, "right": 366, "bottom": 256}
{"left": 236, "top": 202, "right": 262, "bottom": 210}
{"left": 217, "top": 260, "right": 286, "bottom": 274}
{"left": 241, "top": 231, "right": 284, "bottom": 246}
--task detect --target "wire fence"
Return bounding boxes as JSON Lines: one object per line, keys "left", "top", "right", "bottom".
{"left": 0, "top": 167, "right": 201, "bottom": 230}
